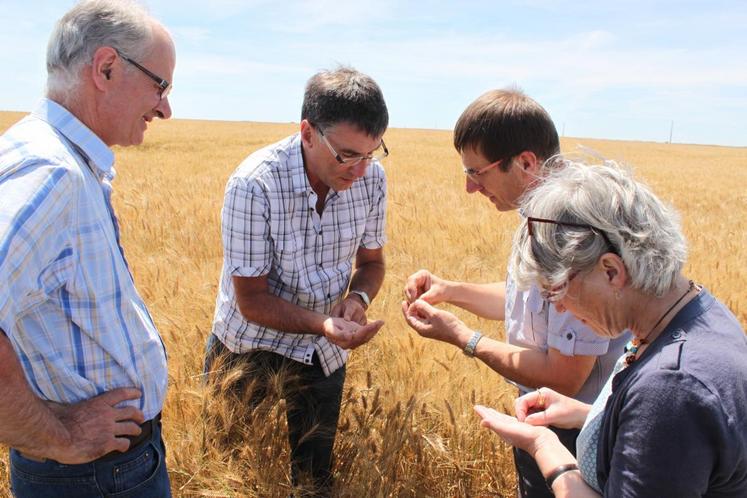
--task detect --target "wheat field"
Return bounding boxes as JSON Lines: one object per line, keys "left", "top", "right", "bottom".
{"left": 1, "top": 110, "right": 745, "bottom": 497}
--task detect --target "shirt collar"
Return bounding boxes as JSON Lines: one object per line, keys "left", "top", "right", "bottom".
{"left": 288, "top": 133, "right": 311, "bottom": 194}
{"left": 31, "top": 98, "right": 115, "bottom": 180}
{"left": 285, "top": 133, "right": 341, "bottom": 202}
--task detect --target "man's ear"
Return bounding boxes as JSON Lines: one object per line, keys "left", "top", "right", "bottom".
{"left": 299, "top": 119, "right": 314, "bottom": 147}
{"left": 516, "top": 150, "right": 540, "bottom": 175}
{"left": 90, "top": 46, "right": 118, "bottom": 91}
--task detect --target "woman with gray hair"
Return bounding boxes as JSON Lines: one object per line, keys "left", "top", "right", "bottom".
{"left": 474, "top": 161, "right": 747, "bottom": 497}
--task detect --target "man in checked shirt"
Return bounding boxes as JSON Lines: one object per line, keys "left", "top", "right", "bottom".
{"left": 0, "top": 1, "right": 174, "bottom": 496}
{"left": 206, "top": 66, "right": 388, "bottom": 496}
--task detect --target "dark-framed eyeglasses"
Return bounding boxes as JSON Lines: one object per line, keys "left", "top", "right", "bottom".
{"left": 463, "top": 159, "right": 502, "bottom": 178}
{"left": 118, "top": 51, "right": 171, "bottom": 100}
{"left": 317, "top": 127, "right": 388, "bottom": 167}
{"left": 527, "top": 216, "right": 618, "bottom": 255}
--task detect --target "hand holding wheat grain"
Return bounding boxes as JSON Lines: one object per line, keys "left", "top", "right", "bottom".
{"left": 473, "top": 405, "right": 557, "bottom": 458}
{"left": 323, "top": 317, "right": 384, "bottom": 350}
{"left": 514, "top": 388, "right": 591, "bottom": 430}
{"left": 330, "top": 296, "right": 368, "bottom": 325}
{"left": 403, "top": 269, "right": 449, "bottom": 305}
{"left": 400, "top": 299, "right": 473, "bottom": 348}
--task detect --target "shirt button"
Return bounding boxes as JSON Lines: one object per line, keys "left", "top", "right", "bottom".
{"left": 327, "top": 293, "right": 331, "bottom": 298}
{"left": 566, "top": 332, "right": 574, "bottom": 340}
{"left": 672, "top": 331, "right": 682, "bottom": 339}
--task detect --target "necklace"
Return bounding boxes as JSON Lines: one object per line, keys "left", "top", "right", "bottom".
{"left": 624, "top": 280, "right": 696, "bottom": 366}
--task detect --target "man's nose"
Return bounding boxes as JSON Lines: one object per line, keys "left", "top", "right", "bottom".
{"left": 155, "top": 95, "right": 172, "bottom": 120}
{"left": 351, "top": 158, "right": 371, "bottom": 177}
{"left": 465, "top": 176, "right": 482, "bottom": 194}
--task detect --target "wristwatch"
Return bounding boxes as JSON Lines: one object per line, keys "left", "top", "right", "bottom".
{"left": 463, "top": 331, "right": 483, "bottom": 357}
{"left": 348, "top": 289, "right": 370, "bottom": 309}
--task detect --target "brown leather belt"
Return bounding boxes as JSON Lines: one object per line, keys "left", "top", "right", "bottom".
{"left": 19, "top": 413, "right": 161, "bottom": 463}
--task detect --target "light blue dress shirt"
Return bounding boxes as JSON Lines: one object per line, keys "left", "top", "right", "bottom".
{"left": 0, "top": 99, "right": 167, "bottom": 419}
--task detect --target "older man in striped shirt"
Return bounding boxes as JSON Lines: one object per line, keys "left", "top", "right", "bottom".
{"left": 0, "top": 1, "right": 174, "bottom": 496}
{"left": 206, "top": 67, "right": 389, "bottom": 496}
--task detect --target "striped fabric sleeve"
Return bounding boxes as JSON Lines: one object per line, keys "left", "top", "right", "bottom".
{"left": 0, "top": 162, "right": 76, "bottom": 331}
{"left": 360, "top": 172, "right": 387, "bottom": 249}
{"left": 221, "top": 176, "right": 272, "bottom": 278}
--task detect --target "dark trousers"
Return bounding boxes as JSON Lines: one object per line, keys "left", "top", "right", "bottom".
{"left": 513, "top": 426, "right": 579, "bottom": 498}
{"left": 205, "top": 334, "right": 346, "bottom": 496}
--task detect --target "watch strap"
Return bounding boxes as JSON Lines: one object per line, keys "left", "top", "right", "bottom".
{"left": 463, "top": 331, "right": 483, "bottom": 357}
{"left": 348, "top": 289, "right": 370, "bottom": 309}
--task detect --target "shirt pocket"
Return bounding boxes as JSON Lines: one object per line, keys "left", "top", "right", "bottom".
{"left": 334, "top": 227, "right": 360, "bottom": 267}
{"left": 274, "top": 235, "right": 305, "bottom": 276}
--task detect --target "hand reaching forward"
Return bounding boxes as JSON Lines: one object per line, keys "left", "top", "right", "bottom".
{"left": 44, "top": 388, "right": 145, "bottom": 464}
{"left": 323, "top": 317, "right": 384, "bottom": 350}
{"left": 403, "top": 269, "right": 449, "bottom": 305}
{"left": 401, "top": 299, "right": 472, "bottom": 347}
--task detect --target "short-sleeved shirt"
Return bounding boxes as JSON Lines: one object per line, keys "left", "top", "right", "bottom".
{"left": 0, "top": 99, "right": 168, "bottom": 419}
{"left": 211, "top": 133, "right": 387, "bottom": 376}
{"left": 597, "top": 289, "right": 747, "bottom": 497}
{"left": 505, "top": 273, "right": 630, "bottom": 403}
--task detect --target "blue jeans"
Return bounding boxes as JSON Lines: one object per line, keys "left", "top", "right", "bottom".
{"left": 10, "top": 417, "right": 171, "bottom": 498}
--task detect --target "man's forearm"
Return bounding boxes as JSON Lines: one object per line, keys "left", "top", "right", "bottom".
{"left": 0, "top": 332, "right": 69, "bottom": 456}
{"left": 348, "top": 259, "right": 385, "bottom": 303}
{"left": 465, "top": 336, "right": 592, "bottom": 396}
{"left": 236, "top": 292, "right": 330, "bottom": 335}
{"left": 445, "top": 281, "right": 506, "bottom": 320}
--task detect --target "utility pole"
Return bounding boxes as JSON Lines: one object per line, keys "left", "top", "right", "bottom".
{"left": 669, "top": 120, "right": 674, "bottom": 143}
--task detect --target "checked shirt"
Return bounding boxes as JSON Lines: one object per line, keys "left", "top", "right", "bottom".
{"left": 0, "top": 99, "right": 168, "bottom": 420}
{"left": 211, "top": 133, "right": 387, "bottom": 376}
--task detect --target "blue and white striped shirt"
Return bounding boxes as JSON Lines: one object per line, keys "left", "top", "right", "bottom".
{"left": 0, "top": 99, "right": 167, "bottom": 420}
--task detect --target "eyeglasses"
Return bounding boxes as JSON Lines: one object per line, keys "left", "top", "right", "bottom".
{"left": 526, "top": 217, "right": 617, "bottom": 254}
{"left": 317, "top": 128, "right": 388, "bottom": 166}
{"left": 463, "top": 159, "right": 501, "bottom": 178}
{"left": 118, "top": 51, "right": 171, "bottom": 100}
{"left": 539, "top": 272, "right": 579, "bottom": 302}
{"left": 527, "top": 216, "right": 618, "bottom": 302}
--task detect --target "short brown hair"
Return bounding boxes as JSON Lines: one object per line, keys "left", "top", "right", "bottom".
{"left": 453, "top": 88, "right": 559, "bottom": 171}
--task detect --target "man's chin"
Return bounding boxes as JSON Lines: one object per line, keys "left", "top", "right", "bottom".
{"left": 334, "top": 178, "right": 356, "bottom": 191}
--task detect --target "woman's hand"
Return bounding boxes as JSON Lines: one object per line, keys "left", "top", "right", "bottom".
{"left": 514, "top": 388, "right": 591, "bottom": 430}
{"left": 473, "top": 404, "right": 559, "bottom": 456}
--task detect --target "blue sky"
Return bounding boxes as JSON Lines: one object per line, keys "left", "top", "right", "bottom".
{"left": 1, "top": 0, "right": 745, "bottom": 146}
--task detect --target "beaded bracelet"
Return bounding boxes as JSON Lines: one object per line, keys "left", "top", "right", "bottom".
{"left": 545, "top": 463, "right": 579, "bottom": 489}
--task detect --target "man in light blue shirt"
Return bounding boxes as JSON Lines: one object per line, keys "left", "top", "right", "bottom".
{"left": 0, "top": 1, "right": 175, "bottom": 496}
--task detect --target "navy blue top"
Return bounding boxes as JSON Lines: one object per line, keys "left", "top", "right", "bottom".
{"left": 598, "top": 289, "right": 747, "bottom": 497}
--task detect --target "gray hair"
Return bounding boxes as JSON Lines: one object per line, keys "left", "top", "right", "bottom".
{"left": 46, "top": 0, "right": 156, "bottom": 97}
{"left": 510, "top": 159, "right": 687, "bottom": 297}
